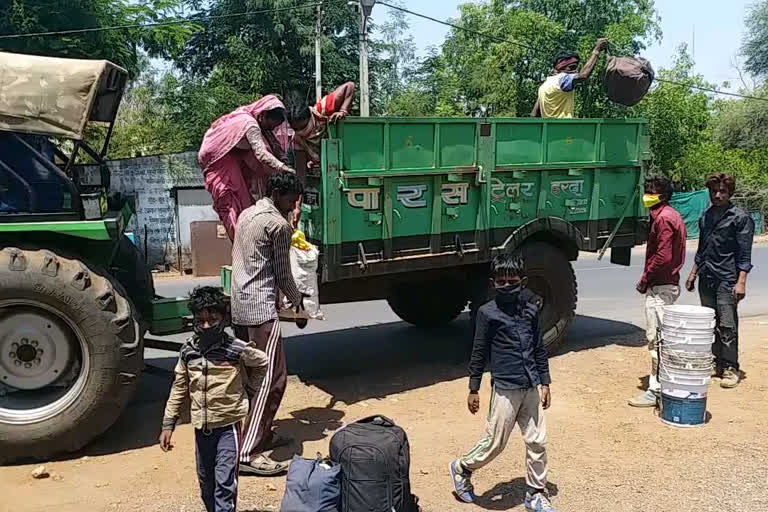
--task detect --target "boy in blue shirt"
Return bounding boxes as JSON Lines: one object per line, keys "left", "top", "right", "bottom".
{"left": 450, "top": 254, "right": 555, "bottom": 511}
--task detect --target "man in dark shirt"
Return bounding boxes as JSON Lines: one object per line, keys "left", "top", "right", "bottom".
{"left": 449, "top": 254, "right": 556, "bottom": 512}
{"left": 629, "top": 177, "right": 687, "bottom": 407}
{"left": 686, "top": 173, "right": 755, "bottom": 388}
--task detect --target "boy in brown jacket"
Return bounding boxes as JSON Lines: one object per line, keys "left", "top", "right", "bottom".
{"left": 159, "top": 286, "right": 268, "bottom": 512}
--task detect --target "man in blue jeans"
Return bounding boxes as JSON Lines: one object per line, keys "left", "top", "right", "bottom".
{"left": 685, "top": 173, "right": 755, "bottom": 388}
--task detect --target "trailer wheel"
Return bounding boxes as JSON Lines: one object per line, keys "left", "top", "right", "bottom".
{"left": 387, "top": 281, "right": 468, "bottom": 328}
{"left": 468, "top": 242, "right": 576, "bottom": 351}
{"left": 521, "top": 241, "right": 577, "bottom": 351}
{"left": 0, "top": 247, "right": 141, "bottom": 463}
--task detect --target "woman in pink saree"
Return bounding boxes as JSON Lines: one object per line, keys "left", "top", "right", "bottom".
{"left": 198, "top": 95, "right": 294, "bottom": 241}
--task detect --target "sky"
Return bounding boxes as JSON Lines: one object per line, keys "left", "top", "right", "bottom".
{"left": 372, "top": 0, "right": 756, "bottom": 90}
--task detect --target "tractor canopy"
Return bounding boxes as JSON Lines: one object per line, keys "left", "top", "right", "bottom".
{"left": 0, "top": 51, "right": 128, "bottom": 140}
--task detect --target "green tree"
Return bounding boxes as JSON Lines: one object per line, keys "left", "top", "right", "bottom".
{"left": 742, "top": 0, "right": 768, "bottom": 77}
{"left": 155, "top": 70, "right": 252, "bottom": 152}
{"left": 712, "top": 86, "right": 768, "bottom": 152}
{"left": 0, "top": 0, "right": 199, "bottom": 77}
{"left": 438, "top": 2, "right": 564, "bottom": 116}
{"left": 178, "top": 0, "right": 359, "bottom": 103}
{"left": 385, "top": 48, "right": 454, "bottom": 116}
{"left": 370, "top": 1, "right": 417, "bottom": 114}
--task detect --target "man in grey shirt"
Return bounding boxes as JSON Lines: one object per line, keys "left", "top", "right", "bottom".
{"left": 231, "top": 171, "right": 304, "bottom": 475}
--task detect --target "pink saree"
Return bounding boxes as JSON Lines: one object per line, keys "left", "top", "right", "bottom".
{"left": 198, "top": 95, "right": 292, "bottom": 241}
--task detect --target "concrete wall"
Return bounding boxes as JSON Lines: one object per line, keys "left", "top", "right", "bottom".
{"left": 107, "top": 152, "right": 209, "bottom": 268}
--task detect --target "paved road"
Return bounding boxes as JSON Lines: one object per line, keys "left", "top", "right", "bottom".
{"left": 154, "top": 245, "right": 768, "bottom": 336}
{"left": 141, "top": 246, "right": 768, "bottom": 378}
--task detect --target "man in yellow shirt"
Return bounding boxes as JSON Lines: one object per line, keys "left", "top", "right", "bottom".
{"left": 532, "top": 39, "right": 609, "bottom": 118}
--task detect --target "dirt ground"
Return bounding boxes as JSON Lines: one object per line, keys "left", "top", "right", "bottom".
{"left": 3, "top": 316, "right": 768, "bottom": 512}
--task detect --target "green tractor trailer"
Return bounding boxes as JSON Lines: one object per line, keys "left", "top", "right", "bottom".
{"left": 0, "top": 52, "right": 647, "bottom": 463}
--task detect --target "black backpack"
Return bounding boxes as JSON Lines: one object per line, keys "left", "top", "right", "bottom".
{"left": 329, "top": 415, "right": 419, "bottom": 512}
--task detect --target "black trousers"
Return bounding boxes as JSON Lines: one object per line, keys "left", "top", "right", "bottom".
{"left": 699, "top": 276, "right": 740, "bottom": 371}
{"left": 196, "top": 423, "right": 241, "bottom": 512}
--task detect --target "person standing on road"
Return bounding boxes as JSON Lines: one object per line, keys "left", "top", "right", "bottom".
{"left": 531, "top": 38, "right": 609, "bottom": 118}
{"left": 159, "top": 286, "right": 269, "bottom": 512}
{"left": 231, "top": 171, "right": 305, "bottom": 476}
{"left": 450, "top": 254, "right": 557, "bottom": 512}
{"left": 629, "top": 177, "right": 687, "bottom": 407}
{"left": 686, "top": 173, "right": 755, "bottom": 389}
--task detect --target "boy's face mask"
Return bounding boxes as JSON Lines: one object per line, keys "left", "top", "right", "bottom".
{"left": 642, "top": 194, "right": 662, "bottom": 209}
{"left": 493, "top": 276, "right": 528, "bottom": 304}
{"left": 193, "top": 308, "right": 227, "bottom": 346}
{"left": 194, "top": 322, "right": 225, "bottom": 346}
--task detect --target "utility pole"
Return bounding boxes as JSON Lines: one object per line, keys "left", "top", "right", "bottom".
{"left": 692, "top": 24, "right": 696, "bottom": 73}
{"left": 315, "top": 3, "right": 323, "bottom": 102}
{"left": 358, "top": 0, "right": 375, "bottom": 117}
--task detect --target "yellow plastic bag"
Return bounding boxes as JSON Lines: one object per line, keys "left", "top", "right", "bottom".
{"left": 291, "top": 230, "right": 312, "bottom": 251}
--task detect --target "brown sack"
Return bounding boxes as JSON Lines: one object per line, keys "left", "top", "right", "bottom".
{"left": 604, "top": 56, "right": 655, "bottom": 106}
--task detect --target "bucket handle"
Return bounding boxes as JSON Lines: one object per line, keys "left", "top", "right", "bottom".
{"left": 663, "top": 319, "right": 716, "bottom": 331}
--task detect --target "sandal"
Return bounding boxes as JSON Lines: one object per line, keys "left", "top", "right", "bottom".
{"left": 239, "top": 454, "right": 290, "bottom": 476}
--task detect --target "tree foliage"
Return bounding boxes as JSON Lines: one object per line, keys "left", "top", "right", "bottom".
{"left": 712, "top": 87, "right": 768, "bottom": 152}
{"left": 742, "top": 0, "right": 768, "bottom": 77}
{"left": 177, "top": 0, "right": 359, "bottom": 105}
{"left": 0, "top": 0, "right": 199, "bottom": 77}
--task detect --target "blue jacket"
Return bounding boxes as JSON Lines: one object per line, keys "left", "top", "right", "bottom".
{"left": 468, "top": 295, "right": 551, "bottom": 392}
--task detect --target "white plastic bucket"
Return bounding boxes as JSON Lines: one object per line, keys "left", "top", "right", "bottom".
{"left": 660, "top": 378, "right": 709, "bottom": 399}
{"left": 662, "top": 342, "right": 712, "bottom": 354}
{"left": 662, "top": 305, "right": 716, "bottom": 332}
{"left": 661, "top": 330, "right": 715, "bottom": 346}
{"left": 662, "top": 305, "right": 715, "bottom": 319}
{"left": 663, "top": 318, "right": 716, "bottom": 332}
{"left": 659, "top": 367, "right": 711, "bottom": 385}
{"left": 660, "top": 346, "right": 712, "bottom": 367}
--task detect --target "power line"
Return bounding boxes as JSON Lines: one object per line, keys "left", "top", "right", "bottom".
{"left": 0, "top": 2, "right": 324, "bottom": 40}
{"left": 655, "top": 78, "right": 768, "bottom": 102}
{"left": 378, "top": 1, "right": 768, "bottom": 103}
{"left": 377, "top": 1, "right": 540, "bottom": 53}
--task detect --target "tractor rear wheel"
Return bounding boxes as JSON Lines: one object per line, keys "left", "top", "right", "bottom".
{"left": 0, "top": 247, "right": 141, "bottom": 463}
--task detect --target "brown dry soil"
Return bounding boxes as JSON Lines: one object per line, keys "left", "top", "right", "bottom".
{"left": 2, "top": 317, "right": 768, "bottom": 512}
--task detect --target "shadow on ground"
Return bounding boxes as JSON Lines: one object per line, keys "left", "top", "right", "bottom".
{"left": 50, "top": 313, "right": 640, "bottom": 461}
{"left": 472, "top": 478, "right": 559, "bottom": 510}
{"left": 291, "top": 313, "right": 643, "bottom": 407}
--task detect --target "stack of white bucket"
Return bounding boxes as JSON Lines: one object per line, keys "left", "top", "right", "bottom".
{"left": 659, "top": 305, "right": 716, "bottom": 427}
